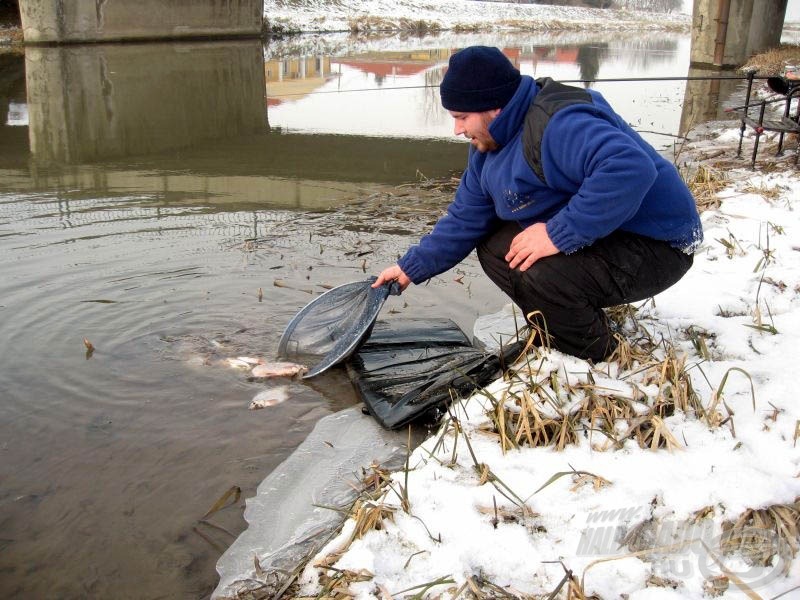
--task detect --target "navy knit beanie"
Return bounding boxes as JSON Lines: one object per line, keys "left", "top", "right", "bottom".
{"left": 440, "top": 46, "right": 521, "bottom": 112}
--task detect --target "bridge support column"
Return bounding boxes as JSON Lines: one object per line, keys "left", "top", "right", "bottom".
{"left": 690, "top": 0, "right": 787, "bottom": 68}
{"left": 747, "top": 0, "right": 789, "bottom": 57}
{"left": 19, "top": 0, "right": 264, "bottom": 44}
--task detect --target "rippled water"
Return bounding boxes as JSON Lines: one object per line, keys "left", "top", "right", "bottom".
{"left": 0, "top": 31, "right": 743, "bottom": 598}
{"left": 0, "top": 172, "right": 499, "bottom": 598}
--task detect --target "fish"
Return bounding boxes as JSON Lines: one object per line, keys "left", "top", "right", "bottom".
{"left": 250, "top": 362, "right": 308, "bottom": 379}
{"left": 249, "top": 386, "right": 289, "bottom": 410}
{"left": 226, "top": 356, "right": 265, "bottom": 369}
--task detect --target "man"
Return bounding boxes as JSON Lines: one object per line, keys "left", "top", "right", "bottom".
{"left": 373, "top": 46, "right": 703, "bottom": 362}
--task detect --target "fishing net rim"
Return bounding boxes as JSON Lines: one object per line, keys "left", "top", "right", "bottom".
{"left": 277, "top": 277, "right": 398, "bottom": 378}
{"left": 277, "top": 277, "right": 378, "bottom": 358}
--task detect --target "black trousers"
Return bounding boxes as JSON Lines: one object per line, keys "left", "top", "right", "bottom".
{"left": 476, "top": 221, "right": 693, "bottom": 362}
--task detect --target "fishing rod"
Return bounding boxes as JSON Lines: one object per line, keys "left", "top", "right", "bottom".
{"left": 268, "top": 74, "right": 762, "bottom": 98}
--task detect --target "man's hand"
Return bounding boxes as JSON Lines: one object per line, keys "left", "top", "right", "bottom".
{"left": 505, "top": 222, "right": 559, "bottom": 271}
{"left": 372, "top": 265, "right": 411, "bottom": 291}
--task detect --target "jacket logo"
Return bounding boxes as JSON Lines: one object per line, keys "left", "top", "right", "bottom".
{"left": 504, "top": 190, "right": 535, "bottom": 212}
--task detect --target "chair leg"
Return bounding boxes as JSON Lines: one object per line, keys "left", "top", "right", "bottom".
{"left": 751, "top": 101, "right": 768, "bottom": 169}
{"left": 737, "top": 121, "right": 746, "bottom": 158}
{"left": 736, "top": 73, "right": 756, "bottom": 159}
{"left": 751, "top": 133, "right": 760, "bottom": 169}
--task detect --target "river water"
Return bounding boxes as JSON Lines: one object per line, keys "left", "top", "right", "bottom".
{"left": 0, "top": 30, "right": 743, "bottom": 598}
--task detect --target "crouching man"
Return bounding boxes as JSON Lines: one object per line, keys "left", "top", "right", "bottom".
{"left": 374, "top": 46, "right": 702, "bottom": 361}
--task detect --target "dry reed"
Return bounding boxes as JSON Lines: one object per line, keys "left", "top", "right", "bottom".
{"left": 686, "top": 164, "right": 728, "bottom": 212}
{"left": 721, "top": 498, "right": 800, "bottom": 571}
{"left": 483, "top": 324, "right": 702, "bottom": 453}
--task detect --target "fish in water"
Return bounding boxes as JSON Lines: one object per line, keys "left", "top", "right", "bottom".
{"left": 249, "top": 386, "right": 289, "bottom": 410}
{"left": 250, "top": 362, "right": 308, "bottom": 379}
{"left": 226, "top": 356, "right": 265, "bottom": 369}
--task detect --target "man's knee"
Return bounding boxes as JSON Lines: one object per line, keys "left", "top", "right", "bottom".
{"left": 512, "top": 254, "right": 586, "bottom": 308}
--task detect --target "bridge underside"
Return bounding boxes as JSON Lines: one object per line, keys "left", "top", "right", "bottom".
{"left": 18, "top": 0, "right": 264, "bottom": 44}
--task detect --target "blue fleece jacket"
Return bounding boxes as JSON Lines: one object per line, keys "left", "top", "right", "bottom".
{"left": 398, "top": 76, "right": 704, "bottom": 285}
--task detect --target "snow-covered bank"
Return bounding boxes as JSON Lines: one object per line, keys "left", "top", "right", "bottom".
{"left": 220, "top": 4, "right": 800, "bottom": 599}
{"left": 210, "top": 79, "right": 800, "bottom": 595}
{"left": 263, "top": 0, "right": 690, "bottom": 34}
{"left": 261, "top": 27, "right": 680, "bottom": 61}
{"left": 292, "top": 141, "right": 800, "bottom": 598}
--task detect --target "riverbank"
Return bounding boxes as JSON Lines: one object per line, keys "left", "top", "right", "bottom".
{"left": 284, "top": 128, "right": 800, "bottom": 598}
{"left": 0, "top": 23, "right": 21, "bottom": 49}
{"left": 209, "top": 58, "right": 800, "bottom": 596}
{"left": 3, "top": 2, "right": 798, "bottom": 47}
{"left": 0, "top": 0, "right": 692, "bottom": 48}
{"left": 261, "top": 0, "right": 689, "bottom": 35}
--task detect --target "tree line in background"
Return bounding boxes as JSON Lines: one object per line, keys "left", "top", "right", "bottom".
{"left": 483, "top": 0, "right": 684, "bottom": 12}
{"left": 0, "top": 0, "right": 688, "bottom": 25}
{"left": 615, "top": 0, "right": 684, "bottom": 12}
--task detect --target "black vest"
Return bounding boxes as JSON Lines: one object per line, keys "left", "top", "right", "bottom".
{"left": 522, "top": 77, "right": 594, "bottom": 184}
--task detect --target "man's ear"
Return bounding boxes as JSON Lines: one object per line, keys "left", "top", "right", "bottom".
{"left": 489, "top": 108, "right": 502, "bottom": 118}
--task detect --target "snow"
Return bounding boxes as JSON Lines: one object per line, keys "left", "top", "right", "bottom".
{"left": 295, "top": 237, "right": 800, "bottom": 596}
{"left": 244, "top": 3, "right": 800, "bottom": 599}
{"left": 292, "top": 70, "right": 800, "bottom": 600}
{"left": 298, "top": 146, "right": 800, "bottom": 594}
{"left": 285, "top": 116, "right": 800, "bottom": 599}
{"left": 263, "top": 0, "right": 691, "bottom": 34}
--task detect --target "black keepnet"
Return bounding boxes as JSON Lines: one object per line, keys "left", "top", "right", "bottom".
{"left": 278, "top": 279, "right": 524, "bottom": 428}
{"left": 348, "top": 318, "right": 525, "bottom": 429}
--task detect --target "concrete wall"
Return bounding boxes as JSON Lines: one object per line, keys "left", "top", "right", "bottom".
{"left": 746, "top": 0, "right": 789, "bottom": 56}
{"left": 690, "top": 0, "right": 787, "bottom": 67}
{"left": 19, "top": 0, "right": 263, "bottom": 43}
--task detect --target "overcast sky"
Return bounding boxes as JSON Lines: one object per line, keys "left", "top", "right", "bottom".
{"left": 787, "top": 0, "right": 800, "bottom": 20}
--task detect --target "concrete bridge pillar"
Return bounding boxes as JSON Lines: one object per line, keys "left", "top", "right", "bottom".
{"left": 19, "top": 0, "right": 264, "bottom": 44}
{"left": 24, "top": 41, "right": 267, "bottom": 163}
{"left": 747, "top": 0, "right": 789, "bottom": 57}
{"left": 690, "top": 0, "right": 788, "bottom": 68}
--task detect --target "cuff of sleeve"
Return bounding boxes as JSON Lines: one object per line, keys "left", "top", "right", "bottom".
{"left": 397, "top": 251, "right": 430, "bottom": 285}
{"left": 546, "top": 218, "right": 583, "bottom": 255}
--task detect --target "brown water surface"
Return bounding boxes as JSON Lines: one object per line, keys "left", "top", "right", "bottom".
{"left": 0, "top": 40, "right": 504, "bottom": 599}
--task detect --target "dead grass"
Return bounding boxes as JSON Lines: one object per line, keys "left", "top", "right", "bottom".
{"left": 283, "top": 462, "right": 398, "bottom": 599}
{"left": 741, "top": 43, "right": 800, "bottom": 76}
{"left": 685, "top": 164, "right": 728, "bottom": 212}
{"left": 479, "top": 309, "right": 704, "bottom": 454}
{"left": 721, "top": 498, "right": 800, "bottom": 571}
{"left": 348, "top": 16, "right": 441, "bottom": 34}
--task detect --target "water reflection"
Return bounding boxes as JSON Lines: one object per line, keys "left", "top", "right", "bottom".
{"left": 266, "top": 34, "right": 695, "bottom": 152}
{"left": 0, "top": 53, "right": 26, "bottom": 167}
{"left": 3, "top": 34, "right": 747, "bottom": 190}
{"left": 265, "top": 54, "right": 333, "bottom": 110}
{"left": 4, "top": 41, "right": 469, "bottom": 210}
{"left": 679, "top": 66, "right": 744, "bottom": 135}
{"left": 25, "top": 41, "right": 267, "bottom": 164}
